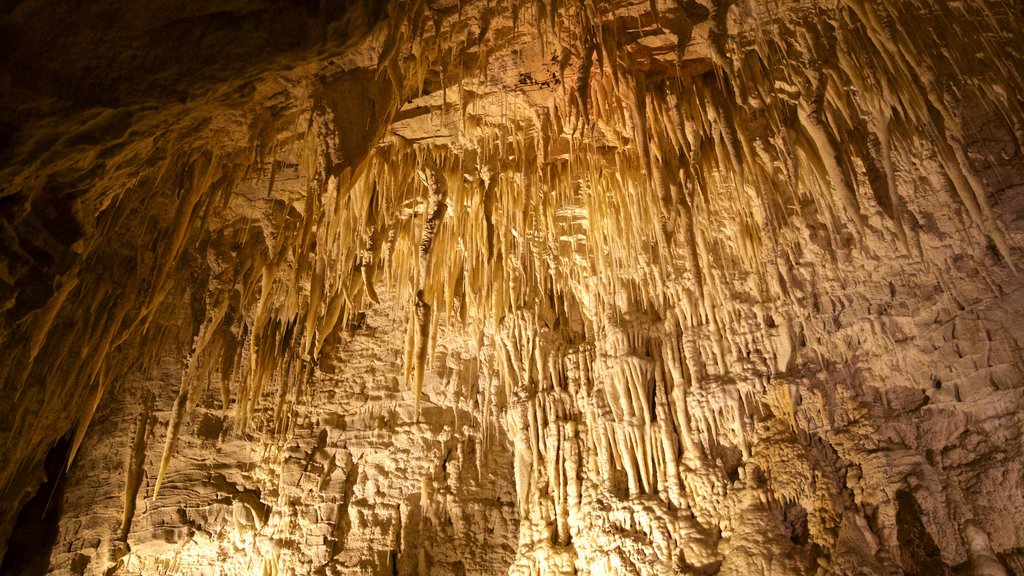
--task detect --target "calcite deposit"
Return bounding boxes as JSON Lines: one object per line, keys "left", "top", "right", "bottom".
{"left": 1, "top": 0, "right": 1023, "bottom": 575}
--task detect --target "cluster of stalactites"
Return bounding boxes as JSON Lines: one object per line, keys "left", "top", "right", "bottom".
{"left": 144, "top": 0, "right": 1022, "bottom": 502}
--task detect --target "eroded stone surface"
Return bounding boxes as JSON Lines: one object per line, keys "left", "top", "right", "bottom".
{"left": 1, "top": 1, "right": 1023, "bottom": 575}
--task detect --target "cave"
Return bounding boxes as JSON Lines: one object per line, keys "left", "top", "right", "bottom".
{"left": 1, "top": 1, "right": 1023, "bottom": 575}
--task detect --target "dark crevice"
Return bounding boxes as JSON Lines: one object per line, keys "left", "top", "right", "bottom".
{"left": 895, "top": 489, "right": 951, "bottom": 576}
{"left": 0, "top": 436, "right": 69, "bottom": 576}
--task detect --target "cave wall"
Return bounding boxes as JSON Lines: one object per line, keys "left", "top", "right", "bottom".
{"left": 2, "top": 0, "right": 1024, "bottom": 575}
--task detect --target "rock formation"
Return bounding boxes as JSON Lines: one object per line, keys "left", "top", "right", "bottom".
{"left": 1, "top": 0, "right": 1023, "bottom": 574}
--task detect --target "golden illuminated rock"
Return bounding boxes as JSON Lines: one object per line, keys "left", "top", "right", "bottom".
{"left": 0, "top": 1, "right": 1023, "bottom": 575}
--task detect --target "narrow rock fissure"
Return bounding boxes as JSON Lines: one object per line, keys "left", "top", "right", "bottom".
{"left": 0, "top": 437, "right": 70, "bottom": 576}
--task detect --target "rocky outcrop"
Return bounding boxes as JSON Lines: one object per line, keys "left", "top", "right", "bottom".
{"left": 1, "top": 1, "right": 1023, "bottom": 575}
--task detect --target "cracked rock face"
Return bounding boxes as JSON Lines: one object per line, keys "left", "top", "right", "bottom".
{"left": 1, "top": 1, "right": 1024, "bottom": 575}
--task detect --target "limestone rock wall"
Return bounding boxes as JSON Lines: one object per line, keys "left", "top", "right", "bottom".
{"left": 1, "top": 1, "right": 1023, "bottom": 575}
{"left": 46, "top": 295, "right": 518, "bottom": 576}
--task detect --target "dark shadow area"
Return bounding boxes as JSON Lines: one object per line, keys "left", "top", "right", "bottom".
{"left": 896, "top": 489, "right": 951, "bottom": 576}
{"left": 0, "top": 436, "right": 69, "bottom": 576}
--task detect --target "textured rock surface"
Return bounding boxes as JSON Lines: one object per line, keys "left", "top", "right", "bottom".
{"left": 1, "top": 0, "right": 1024, "bottom": 575}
